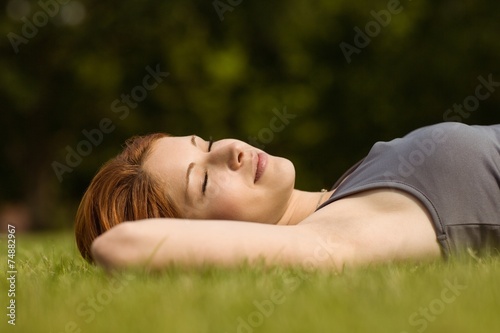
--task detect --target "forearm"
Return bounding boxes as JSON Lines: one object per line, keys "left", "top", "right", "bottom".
{"left": 90, "top": 218, "right": 343, "bottom": 271}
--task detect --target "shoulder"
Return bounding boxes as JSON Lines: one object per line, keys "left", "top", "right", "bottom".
{"left": 300, "top": 189, "right": 442, "bottom": 263}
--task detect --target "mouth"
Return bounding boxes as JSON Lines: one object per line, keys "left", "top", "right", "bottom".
{"left": 254, "top": 152, "right": 268, "bottom": 183}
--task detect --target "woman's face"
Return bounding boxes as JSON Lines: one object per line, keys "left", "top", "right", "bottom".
{"left": 143, "top": 135, "right": 295, "bottom": 223}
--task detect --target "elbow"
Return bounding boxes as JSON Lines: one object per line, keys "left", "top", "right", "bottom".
{"left": 90, "top": 233, "right": 111, "bottom": 269}
{"left": 90, "top": 222, "right": 136, "bottom": 270}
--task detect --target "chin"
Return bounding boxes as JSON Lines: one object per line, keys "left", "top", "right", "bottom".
{"left": 280, "top": 156, "right": 295, "bottom": 177}
{"left": 272, "top": 156, "right": 295, "bottom": 193}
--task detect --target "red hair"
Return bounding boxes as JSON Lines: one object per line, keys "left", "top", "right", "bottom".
{"left": 74, "top": 133, "right": 180, "bottom": 262}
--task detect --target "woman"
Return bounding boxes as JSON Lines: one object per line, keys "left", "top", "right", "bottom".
{"left": 75, "top": 122, "right": 500, "bottom": 271}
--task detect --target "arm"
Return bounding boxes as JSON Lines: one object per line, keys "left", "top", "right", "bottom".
{"left": 90, "top": 218, "right": 345, "bottom": 271}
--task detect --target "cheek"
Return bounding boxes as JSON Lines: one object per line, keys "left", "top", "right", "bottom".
{"left": 201, "top": 175, "right": 247, "bottom": 220}
{"left": 209, "top": 202, "right": 241, "bottom": 220}
{"left": 205, "top": 187, "right": 243, "bottom": 220}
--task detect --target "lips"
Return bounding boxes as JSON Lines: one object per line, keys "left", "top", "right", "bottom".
{"left": 254, "top": 152, "right": 268, "bottom": 183}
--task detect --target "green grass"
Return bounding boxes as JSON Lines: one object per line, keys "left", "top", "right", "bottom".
{"left": 1, "top": 232, "right": 500, "bottom": 333}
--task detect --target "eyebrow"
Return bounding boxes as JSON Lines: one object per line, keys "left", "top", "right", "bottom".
{"left": 185, "top": 136, "right": 197, "bottom": 202}
{"left": 185, "top": 162, "right": 195, "bottom": 200}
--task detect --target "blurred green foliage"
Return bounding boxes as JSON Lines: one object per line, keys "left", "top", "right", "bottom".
{"left": 0, "top": 0, "right": 499, "bottom": 229}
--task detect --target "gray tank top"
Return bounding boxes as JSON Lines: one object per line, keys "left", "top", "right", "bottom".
{"left": 316, "top": 122, "right": 500, "bottom": 257}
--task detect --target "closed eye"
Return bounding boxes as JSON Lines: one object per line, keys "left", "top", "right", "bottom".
{"left": 208, "top": 136, "right": 214, "bottom": 152}
{"left": 202, "top": 137, "right": 214, "bottom": 194}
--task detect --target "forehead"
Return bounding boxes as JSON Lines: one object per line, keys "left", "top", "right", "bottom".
{"left": 147, "top": 136, "right": 189, "bottom": 159}
{"left": 143, "top": 136, "right": 191, "bottom": 196}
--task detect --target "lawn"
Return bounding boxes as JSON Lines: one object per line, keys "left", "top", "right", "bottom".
{"left": 1, "top": 231, "right": 499, "bottom": 333}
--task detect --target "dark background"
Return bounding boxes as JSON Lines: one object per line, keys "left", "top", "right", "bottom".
{"left": 1, "top": 0, "right": 499, "bottom": 230}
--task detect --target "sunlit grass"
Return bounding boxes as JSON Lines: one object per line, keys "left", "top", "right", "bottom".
{"left": 1, "top": 232, "right": 499, "bottom": 333}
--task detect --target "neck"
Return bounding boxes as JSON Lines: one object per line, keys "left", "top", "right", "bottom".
{"left": 276, "top": 189, "right": 333, "bottom": 225}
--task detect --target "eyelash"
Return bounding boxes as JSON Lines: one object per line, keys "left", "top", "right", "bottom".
{"left": 202, "top": 137, "right": 214, "bottom": 194}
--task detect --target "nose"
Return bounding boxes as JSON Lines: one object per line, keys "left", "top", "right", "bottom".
{"left": 208, "top": 141, "right": 245, "bottom": 171}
